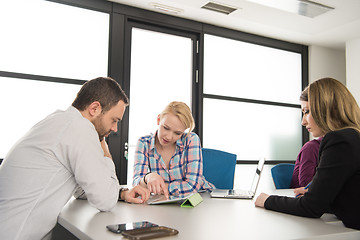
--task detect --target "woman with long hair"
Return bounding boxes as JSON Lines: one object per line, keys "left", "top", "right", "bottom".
{"left": 290, "top": 86, "right": 323, "bottom": 188}
{"left": 255, "top": 78, "right": 360, "bottom": 230}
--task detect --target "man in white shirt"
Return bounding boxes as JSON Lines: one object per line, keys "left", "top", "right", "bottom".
{"left": 0, "top": 77, "right": 150, "bottom": 240}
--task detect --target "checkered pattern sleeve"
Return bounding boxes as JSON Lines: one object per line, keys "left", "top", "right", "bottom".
{"left": 168, "top": 133, "right": 213, "bottom": 197}
{"left": 132, "top": 137, "right": 150, "bottom": 187}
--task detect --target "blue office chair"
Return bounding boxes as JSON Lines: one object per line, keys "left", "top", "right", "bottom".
{"left": 271, "top": 163, "right": 295, "bottom": 189}
{"left": 202, "top": 148, "right": 237, "bottom": 189}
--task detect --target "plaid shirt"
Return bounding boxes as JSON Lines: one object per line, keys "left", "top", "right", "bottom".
{"left": 133, "top": 131, "right": 214, "bottom": 197}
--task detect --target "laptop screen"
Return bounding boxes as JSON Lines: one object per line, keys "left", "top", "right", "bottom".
{"left": 250, "top": 157, "right": 265, "bottom": 193}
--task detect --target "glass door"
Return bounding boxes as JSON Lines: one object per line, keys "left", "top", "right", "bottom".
{"left": 125, "top": 25, "right": 197, "bottom": 185}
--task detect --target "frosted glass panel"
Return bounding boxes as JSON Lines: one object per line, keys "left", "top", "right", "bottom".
{"left": 127, "top": 28, "right": 193, "bottom": 184}
{"left": 0, "top": 0, "right": 109, "bottom": 80}
{"left": 204, "top": 34, "right": 302, "bottom": 104}
{"left": 0, "top": 77, "right": 82, "bottom": 158}
{"left": 203, "top": 98, "right": 302, "bottom": 161}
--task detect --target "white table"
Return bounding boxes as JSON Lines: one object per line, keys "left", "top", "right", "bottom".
{"left": 58, "top": 190, "right": 360, "bottom": 240}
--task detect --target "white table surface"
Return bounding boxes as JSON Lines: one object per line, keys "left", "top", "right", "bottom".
{"left": 58, "top": 190, "right": 360, "bottom": 240}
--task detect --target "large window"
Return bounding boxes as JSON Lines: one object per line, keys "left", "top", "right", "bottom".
{"left": 203, "top": 98, "right": 302, "bottom": 161}
{"left": 0, "top": 1, "right": 109, "bottom": 80}
{"left": 202, "top": 33, "right": 304, "bottom": 162}
{"left": 0, "top": 77, "right": 81, "bottom": 158}
{"left": 203, "top": 35, "right": 301, "bottom": 104}
{"left": 0, "top": 0, "right": 110, "bottom": 159}
{"left": 1, "top": 0, "right": 308, "bottom": 183}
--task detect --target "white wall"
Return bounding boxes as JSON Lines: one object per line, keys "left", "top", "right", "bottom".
{"left": 308, "top": 41, "right": 360, "bottom": 105}
{"left": 346, "top": 38, "right": 360, "bottom": 105}
{"left": 308, "top": 45, "right": 346, "bottom": 84}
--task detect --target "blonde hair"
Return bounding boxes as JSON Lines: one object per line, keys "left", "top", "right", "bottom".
{"left": 308, "top": 77, "right": 360, "bottom": 134}
{"left": 159, "top": 101, "right": 195, "bottom": 133}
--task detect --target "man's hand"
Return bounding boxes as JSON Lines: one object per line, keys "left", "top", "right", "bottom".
{"left": 254, "top": 193, "right": 270, "bottom": 208}
{"left": 122, "top": 185, "right": 150, "bottom": 204}
{"left": 145, "top": 172, "right": 169, "bottom": 199}
{"left": 100, "top": 139, "right": 112, "bottom": 158}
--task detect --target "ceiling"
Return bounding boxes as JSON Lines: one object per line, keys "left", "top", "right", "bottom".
{"left": 109, "top": 0, "right": 360, "bottom": 50}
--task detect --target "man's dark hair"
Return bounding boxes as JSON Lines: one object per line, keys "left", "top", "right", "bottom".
{"left": 72, "top": 77, "right": 129, "bottom": 113}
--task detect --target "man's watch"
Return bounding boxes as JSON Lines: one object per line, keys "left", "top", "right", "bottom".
{"left": 119, "top": 187, "right": 129, "bottom": 201}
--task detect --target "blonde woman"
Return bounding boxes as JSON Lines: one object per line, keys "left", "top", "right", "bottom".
{"left": 255, "top": 78, "right": 360, "bottom": 230}
{"left": 133, "top": 101, "right": 214, "bottom": 198}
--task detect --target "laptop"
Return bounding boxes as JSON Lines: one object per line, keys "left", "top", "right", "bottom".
{"left": 210, "top": 157, "right": 265, "bottom": 199}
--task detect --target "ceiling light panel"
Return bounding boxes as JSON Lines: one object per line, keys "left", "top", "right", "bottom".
{"left": 246, "top": 0, "right": 334, "bottom": 18}
{"left": 201, "top": 1, "right": 238, "bottom": 15}
{"left": 150, "top": 2, "right": 184, "bottom": 14}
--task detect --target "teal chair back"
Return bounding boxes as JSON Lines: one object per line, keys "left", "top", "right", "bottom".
{"left": 271, "top": 163, "right": 295, "bottom": 189}
{"left": 202, "top": 148, "right": 237, "bottom": 189}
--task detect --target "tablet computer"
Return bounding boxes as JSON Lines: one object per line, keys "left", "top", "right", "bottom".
{"left": 146, "top": 194, "right": 187, "bottom": 205}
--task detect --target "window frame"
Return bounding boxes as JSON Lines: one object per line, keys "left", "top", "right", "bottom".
{"left": 199, "top": 25, "right": 309, "bottom": 164}
{"left": 0, "top": 0, "right": 309, "bottom": 180}
{"left": 0, "top": 0, "right": 112, "bottom": 160}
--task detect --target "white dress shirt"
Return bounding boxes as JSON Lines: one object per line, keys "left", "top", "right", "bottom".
{"left": 0, "top": 106, "right": 120, "bottom": 240}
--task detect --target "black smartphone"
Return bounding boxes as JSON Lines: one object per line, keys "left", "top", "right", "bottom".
{"left": 106, "top": 221, "right": 159, "bottom": 234}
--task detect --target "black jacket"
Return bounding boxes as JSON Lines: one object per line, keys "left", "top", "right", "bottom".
{"left": 265, "top": 128, "right": 360, "bottom": 230}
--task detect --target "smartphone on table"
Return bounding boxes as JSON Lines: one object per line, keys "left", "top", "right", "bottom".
{"left": 106, "top": 221, "right": 158, "bottom": 234}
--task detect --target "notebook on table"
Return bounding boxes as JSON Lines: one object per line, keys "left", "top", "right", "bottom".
{"left": 210, "top": 157, "right": 265, "bottom": 199}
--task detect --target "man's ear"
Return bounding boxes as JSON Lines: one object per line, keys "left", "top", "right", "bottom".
{"left": 88, "top": 101, "right": 102, "bottom": 117}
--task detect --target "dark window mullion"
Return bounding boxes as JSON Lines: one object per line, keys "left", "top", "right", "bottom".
{"left": 203, "top": 93, "right": 301, "bottom": 109}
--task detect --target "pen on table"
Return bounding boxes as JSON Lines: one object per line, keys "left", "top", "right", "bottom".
{"left": 295, "top": 182, "right": 311, "bottom": 198}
